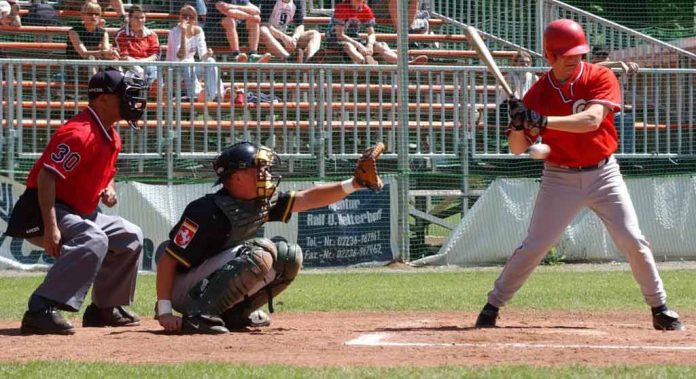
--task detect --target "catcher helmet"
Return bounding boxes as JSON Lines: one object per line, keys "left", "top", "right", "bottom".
{"left": 88, "top": 68, "right": 148, "bottom": 129}
{"left": 544, "top": 19, "right": 589, "bottom": 57}
{"left": 213, "top": 141, "right": 281, "bottom": 198}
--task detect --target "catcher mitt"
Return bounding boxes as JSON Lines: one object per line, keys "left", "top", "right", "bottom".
{"left": 354, "top": 142, "right": 385, "bottom": 192}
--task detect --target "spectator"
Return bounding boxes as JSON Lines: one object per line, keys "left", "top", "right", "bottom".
{"left": 115, "top": 5, "right": 161, "bottom": 87}
{"left": 205, "top": 1, "right": 271, "bottom": 63}
{"left": 590, "top": 45, "right": 637, "bottom": 153}
{"left": 326, "top": 0, "right": 427, "bottom": 65}
{"left": 58, "top": 0, "right": 127, "bottom": 24}
{"left": 22, "top": 0, "right": 59, "bottom": 27}
{"left": 372, "top": 0, "right": 420, "bottom": 33}
{"left": 489, "top": 51, "right": 538, "bottom": 128}
{"left": 0, "top": 0, "right": 21, "bottom": 26}
{"left": 258, "top": 0, "right": 321, "bottom": 62}
{"left": 166, "top": 5, "right": 224, "bottom": 102}
{"left": 171, "top": 1, "right": 208, "bottom": 26}
{"left": 591, "top": 45, "right": 640, "bottom": 75}
{"left": 5, "top": 68, "right": 147, "bottom": 335}
{"left": 67, "top": 2, "right": 119, "bottom": 62}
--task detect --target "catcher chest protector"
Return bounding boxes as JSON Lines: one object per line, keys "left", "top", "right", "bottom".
{"left": 213, "top": 193, "right": 271, "bottom": 250}
{"left": 220, "top": 237, "right": 303, "bottom": 329}
{"left": 187, "top": 238, "right": 277, "bottom": 317}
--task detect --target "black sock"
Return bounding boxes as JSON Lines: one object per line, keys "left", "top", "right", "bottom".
{"left": 28, "top": 294, "right": 55, "bottom": 312}
{"left": 483, "top": 303, "right": 499, "bottom": 313}
{"left": 652, "top": 304, "right": 668, "bottom": 314}
{"left": 248, "top": 50, "right": 257, "bottom": 55}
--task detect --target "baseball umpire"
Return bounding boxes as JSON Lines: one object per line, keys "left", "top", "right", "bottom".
{"left": 156, "top": 141, "right": 384, "bottom": 334}
{"left": 474, "top": 19, "right": 684, "bottom": 331}
{"left": 6, "top": 68, "right": 148, "bottom": 335}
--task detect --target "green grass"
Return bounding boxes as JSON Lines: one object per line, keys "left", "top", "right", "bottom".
{"left": 1, "top": 269, "right": 696, "bottom": 321}
{"left": 1, "top": 362, "right": 696, "bottom": 378}
{"left": 2, "top": 268, "right": 696, "bottom": 377}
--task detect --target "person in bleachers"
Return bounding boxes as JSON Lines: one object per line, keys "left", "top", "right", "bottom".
{"left": 58, "top": 0, "right": 127, "bottom": 24}
{"left": 326, "top": 0, "right": 427, "bottom": 65}
{"left": 258, "top": 0, "right": 321, "bottom": 62}
{"left": 114, "top": 5, "right": 160, "bottom": 87}
{"left": 590, "top": 45, "right": 638, "bottom": 153}
{"left": 371, "top": 0, "right": 419, "bottom": 33}
{"left": 166, "top": 5, "right": 224, "bottom": 102}
{"left": 0, "top": 0, "right": 21, "bottom": 26}
{"left": 202, "top": 0, "right": 271, "bottom": 63}
{"left": 171, "top": 1, "right": 208, "bottom": 26}
{"left": 489, "top": 51, "right": 538, "bottom": 128}
{"left": 67, "top": 2, "right": 119, "bottom": 62}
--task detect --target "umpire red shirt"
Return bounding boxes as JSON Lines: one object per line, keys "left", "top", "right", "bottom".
{"left": 522, "top": 61, "right": 621, "bottom": 167}
{"left": 26, "top": 106, "right": 121, "bottom": 216}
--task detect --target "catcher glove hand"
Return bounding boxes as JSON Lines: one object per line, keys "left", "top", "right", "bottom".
{"left": 354, "top": 142, "right": 385, "bottom": 192}
{"left": 506, "top": 99, "right": 547, "bottom": 136}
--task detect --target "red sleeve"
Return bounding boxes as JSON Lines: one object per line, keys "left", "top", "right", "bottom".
{"left": 586, "top": 66, "right": 621, "bottom": 112}
{"left": 147, "top": 34, "right": 160, "bottom": 57}
{"left": 114, "top": 31, "right": 131, "bottom": 56}
{"left": 40, "top": 127, "right": 88, "bottom": 180}
{"left": 333, "top": 3, "right": 350, "bottom": 23}
{"left": 361, "top": 5, "right": 375, "bottom": 22}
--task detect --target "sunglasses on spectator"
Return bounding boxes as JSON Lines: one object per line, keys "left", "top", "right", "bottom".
{"left": 181, "top": 14, "right": 195, "bottom": 19}
{"left": 82, "top": 12, "right": 101, "bottom": 16}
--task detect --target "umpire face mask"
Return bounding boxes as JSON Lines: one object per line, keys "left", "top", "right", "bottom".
{"left": 119, "top": 70, "right": 148, "bottom": 129}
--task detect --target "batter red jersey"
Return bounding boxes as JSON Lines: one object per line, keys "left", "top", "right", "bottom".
{"left": 522, "top": 61, "right": 621, "bottom": 167}
{"left": 26, "top": 107, "right": 121, "bottom": 216}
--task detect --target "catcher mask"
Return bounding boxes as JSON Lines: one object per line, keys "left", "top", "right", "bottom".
{"left": 214, "top": 141, "right": 281, "bottom": 199}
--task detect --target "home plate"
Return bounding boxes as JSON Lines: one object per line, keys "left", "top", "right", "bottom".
{"left": 346, "top": 333, "right": 696, "bottom": 351}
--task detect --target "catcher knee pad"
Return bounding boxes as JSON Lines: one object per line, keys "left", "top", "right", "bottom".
{"left": 187, "top": 246, "right": 273, "bottom": 317}
{"left": 271, "top": 236, "right": 303, "bottom": 281}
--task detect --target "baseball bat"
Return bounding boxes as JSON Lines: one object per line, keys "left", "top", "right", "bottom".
{"left": 464, "top": 26, "right": 514, "bottom": 98}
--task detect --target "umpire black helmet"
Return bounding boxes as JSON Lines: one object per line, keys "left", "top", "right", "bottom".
{"left": 88, "top": 68, "right": 148, "bottom": 129}
{"left": 213, "top": 142, "right": 281, "bottom": 197}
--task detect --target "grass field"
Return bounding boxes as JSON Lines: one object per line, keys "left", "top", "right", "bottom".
{"left": 1, "top": 265, "right": 695, "bottom": 377}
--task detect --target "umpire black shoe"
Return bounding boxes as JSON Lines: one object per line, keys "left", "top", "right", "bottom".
{"left": 475, "top": 310, "right": 499, "bottom": 328}
{"left": 82, "top": 304, "right": 141, "bottom": 327}
{"left": 653, "top": 310, "right": 686, "bottom": 331}
{"left": 21, "top": 307, "right": 75, "bottom": 335}
{"left": 182, "top": 314, "right": 229, "bottom": 334}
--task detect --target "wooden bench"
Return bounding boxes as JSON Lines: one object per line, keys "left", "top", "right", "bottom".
{"left": 4, "top": 99, "right": 493, "bottom": 112}
{"left": 4, "top": 118, "right": 458, "bottom": 130}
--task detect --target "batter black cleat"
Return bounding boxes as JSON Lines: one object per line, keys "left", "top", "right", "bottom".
{"left": 21, "top": 307, "right": 75, "bottom": 335}
{"left": 82, "top": 304, "right": 141, "bottom": 327}
{"left": 652, "top": 310, "right": 686, "bottom": 331}
{"left": 182, "top": 314, "right": 229, "bottom": 334}
{"left": 475, "top": 303, "right": 500, "bottom": 328}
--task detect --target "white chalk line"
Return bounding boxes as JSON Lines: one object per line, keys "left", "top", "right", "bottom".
{"left": 346, "top": 333, "right": 696, "bottom": 351}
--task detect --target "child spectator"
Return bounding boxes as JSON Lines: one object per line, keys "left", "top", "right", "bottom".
{"left": 326, "top": 0, "right": 426, "bottom": 65}
{"left": 0, "top": 0, "right": 21, "bottom": 26}
{"left": 115, "top": 5, "right": 160, "bottom": 86}
{"left": 258, "top": 0, "right": 321, "bottom": 62}
{"left": 166, "top": 5, "right": 224, "bottom": 102}
{"left": 203, "top": 0, "right": 271, "bottom": 63}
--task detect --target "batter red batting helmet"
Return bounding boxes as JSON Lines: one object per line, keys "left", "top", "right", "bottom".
{"left": 544, "top": 19, "right": 589, "bottom": 57}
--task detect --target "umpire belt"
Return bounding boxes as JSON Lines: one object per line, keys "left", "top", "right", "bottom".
{"left": 552, "top": 157, "right": 611, "bottom": 172}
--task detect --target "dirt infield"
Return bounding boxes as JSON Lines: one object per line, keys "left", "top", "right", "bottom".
{"left": 0, "top": 310, "right": 694, "bottom": 367}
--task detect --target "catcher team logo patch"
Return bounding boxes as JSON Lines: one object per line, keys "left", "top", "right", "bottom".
{"left": 174, "top": 218, "right": 199, "bottom": 249}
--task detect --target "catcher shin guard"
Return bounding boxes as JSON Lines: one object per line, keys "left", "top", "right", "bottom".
{"left": 220, "top": 238, "right": 302, "bottom": 329}
{"left": 187, "top": 238, "right": 277, "bottom": 317}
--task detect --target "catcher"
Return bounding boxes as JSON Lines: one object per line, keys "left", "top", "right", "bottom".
{"left": 156, "top": 140, "right": 384, "bottom": 334}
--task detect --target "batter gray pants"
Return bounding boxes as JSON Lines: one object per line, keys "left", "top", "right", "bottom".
{"left": 488, "top": 156, "right": 667, "bottom": 308}
{"left": 169, "top": 245, "right": 277, "bottom": 314}
{"left": 32, "top": 203, "right": 143, "bottom": 312}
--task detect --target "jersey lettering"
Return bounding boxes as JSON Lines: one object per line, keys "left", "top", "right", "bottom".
{"left": 50, "top": 143, "right": 81, "bottom": 172}
{"left": 51, "top": 144, "right": 70, "bottom": 163}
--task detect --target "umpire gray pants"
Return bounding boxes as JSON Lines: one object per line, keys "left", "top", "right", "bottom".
{"left": 169, "top": 245, "right": 277, "bottom": 314}
{"left": 33, "top": 203, "right": 143, "bottom": 312}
